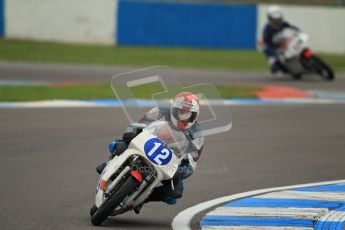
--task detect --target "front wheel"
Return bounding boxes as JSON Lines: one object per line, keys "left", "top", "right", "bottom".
{"left": 89, "top": 205, "right": 97, "bottom": 216}
{"left": 303, "top": 56, "right": 335, "bottom": 81}
{"left": 91, "top": 175, "right": 140, "bottom": 226}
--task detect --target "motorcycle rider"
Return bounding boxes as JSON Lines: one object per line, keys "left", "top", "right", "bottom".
{"left": 263, "top": 5, "right": 300, "bottom": 73}
{"left": 96, "top": 92, "right": 204, "bottom": 213}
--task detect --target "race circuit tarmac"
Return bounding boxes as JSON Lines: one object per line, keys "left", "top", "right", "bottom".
{"left": 1, "top": 105, "right": 345, "bottom": 230}
{"left": 1, "top": 61, "right": 345, "bottom": 90}
{"left": 0, "top": 62, "right": 345, "bottom": 230}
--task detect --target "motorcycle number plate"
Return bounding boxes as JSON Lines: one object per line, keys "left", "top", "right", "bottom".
{"left": 144, "top": 138, "right": 173, "bottom": 166}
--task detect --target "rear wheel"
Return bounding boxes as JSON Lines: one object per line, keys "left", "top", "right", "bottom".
{"left": 91, "top": 175, "right": 140, "bottom": 226}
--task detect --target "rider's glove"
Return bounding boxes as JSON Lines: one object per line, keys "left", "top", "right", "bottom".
{"left": 123, "top": 123, "right": 147, "bottom": 142}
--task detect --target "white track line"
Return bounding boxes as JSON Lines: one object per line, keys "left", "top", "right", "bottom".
{"left": 257, "top": 190, "right": 345, "bottom": 202}
{"left": 1, "top": 98, "right": 345, "bottom": 109}
{"left": 171, "top": 179, "right": 345, "bottom": 230}
{"left": 206, "top": 207, "right": 328, "bottom": 219}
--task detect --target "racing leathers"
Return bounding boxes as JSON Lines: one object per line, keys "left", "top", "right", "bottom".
{"left": 263, "top": 21, "right": 299, "bottom": 73}
{"left": 97, "top": 105, "right": 204, "bottom": 204}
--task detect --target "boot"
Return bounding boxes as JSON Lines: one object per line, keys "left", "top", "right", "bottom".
{"left": 133, "top": 203, "right": 143, "bottom": 214}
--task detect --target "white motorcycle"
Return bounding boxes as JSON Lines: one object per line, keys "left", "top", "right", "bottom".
{"left": 90, "top": 120, "right": 188, "bottom": 226}
{"left": 273, "top": 28, "right": 334, "bottom": 81}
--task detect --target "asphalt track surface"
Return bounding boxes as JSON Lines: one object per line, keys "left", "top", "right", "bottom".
{"left": 0, "top": 62, "right": 345, "bottom": 230}
{"left": 1, "top": 61, "right": 345, "bottom": 90}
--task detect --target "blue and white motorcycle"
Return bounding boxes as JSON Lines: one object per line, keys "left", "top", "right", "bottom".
{"left": 90, "top": 121, "right": 188, "bottom": 226}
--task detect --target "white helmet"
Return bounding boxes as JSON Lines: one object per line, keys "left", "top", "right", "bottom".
{"left": 267, "top": 5, "right": 283, "bottom": 20}
{"left": 267, "top": 5, "right": 283, "bottom": 29}
{"left": 171, "top": 92, "right": 200, "bottom": 130}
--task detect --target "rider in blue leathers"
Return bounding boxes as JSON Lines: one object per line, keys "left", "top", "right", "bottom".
{"left": 263, "top": 5, "right": 299, "bottom": 73}
{"left": 96, "top": 92, "right": 204, "bottom": 213}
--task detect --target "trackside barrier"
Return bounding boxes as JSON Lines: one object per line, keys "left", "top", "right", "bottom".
{"left": 117, "top": 1, "right": 257, "bottom": 49}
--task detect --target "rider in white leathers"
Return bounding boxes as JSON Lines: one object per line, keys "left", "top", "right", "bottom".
{"left": 96, "top": 92, "right": 204, "bottom": 213}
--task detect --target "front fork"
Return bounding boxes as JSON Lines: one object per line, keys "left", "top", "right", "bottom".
{"left": 113, "top": 155, "right": 157, "bottom": 210}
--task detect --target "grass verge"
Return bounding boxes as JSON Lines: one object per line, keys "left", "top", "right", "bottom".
{"left": 1, "top": 39, "right": 344, "bottom": 72}
{"left": 0, "top": 84, "right": 260, "bottom": 102}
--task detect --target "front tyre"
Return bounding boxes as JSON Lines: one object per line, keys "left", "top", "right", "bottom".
{"left": 89, "top": 205, "right": 97, "bottom": 216}
{"left": 308, "top": 56, "right": 335, "bottom": 81}
{"left": 91, "top": 175, "right": 140, "bottom": 226}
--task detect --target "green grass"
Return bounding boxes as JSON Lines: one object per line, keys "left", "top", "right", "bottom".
{"left": 0, "top": 84, "right": 260, "bottom": 102}
{"left": 1, "top": 39, "right": 344, "bottom": 72}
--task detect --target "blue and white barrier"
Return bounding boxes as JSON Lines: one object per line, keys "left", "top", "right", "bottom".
{"left": 1, "top": 0, "right": 345, "bottom": 53}
{"left": 0, "top": 0, "right": 4, "bottom": 37}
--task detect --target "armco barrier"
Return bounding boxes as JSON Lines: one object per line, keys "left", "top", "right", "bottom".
{"left": 117, "top": 1, "right": 257, "bottom": 49}
{"left": 0, "top": 0, "right": 4, "bottom": 37}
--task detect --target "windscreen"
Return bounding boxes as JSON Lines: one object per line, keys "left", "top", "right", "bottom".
{"left": 144, "top": 121, "right": 188, "bottom": 158}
